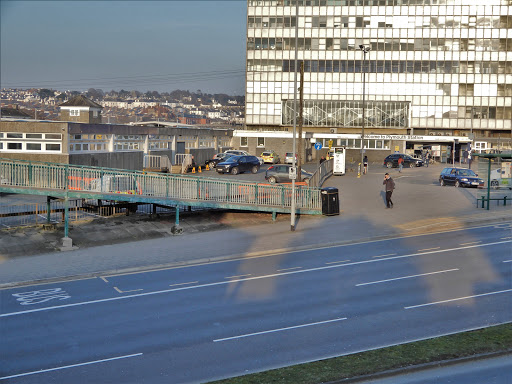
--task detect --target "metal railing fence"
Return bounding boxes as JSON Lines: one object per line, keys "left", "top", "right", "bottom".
{"left": 0, "top": 158, "right": 322, "bottom": 213}
{"left": 308, "top": 159, "right": 333, "bottom": 188}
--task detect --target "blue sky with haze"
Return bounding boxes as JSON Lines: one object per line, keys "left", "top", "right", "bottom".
{"left": 1, "top": 1, "right": 246, "bottom": 95}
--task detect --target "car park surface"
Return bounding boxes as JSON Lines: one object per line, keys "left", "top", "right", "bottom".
{"left": 384, "top": 153, "right": 423, "bottom": 168}
{"left": 439, "top": 167, "right": 484, "bottom": 188}
{"left": 216, "top": 155, "right": 260, "bottom": 175}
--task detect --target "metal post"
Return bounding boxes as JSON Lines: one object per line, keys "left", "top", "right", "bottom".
{"left": 487, "top": 158, "right": 491, "bottom": 210}
{"left": 359, "top": 45, "right": 370, "bottom": 176}
{"left": 64, "top": 197, "right": 69, "bottom": 237}
{"left": 291, "top": 0, "right": 299, "bottom": 232}
{"left": 47, "top": 196, "right": 51, "bottom": 223}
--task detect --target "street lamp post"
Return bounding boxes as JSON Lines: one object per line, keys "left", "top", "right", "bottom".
{"left": 359, "top": 45, "right": 371, "bottom": 176}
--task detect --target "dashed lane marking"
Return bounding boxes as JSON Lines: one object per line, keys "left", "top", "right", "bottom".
{"left": 325, "top": 260, "right": 351, "bottom": 265}
{"left": 214, "top": 317, "right": 348, "bottom": 342}
{"left": 277, "top": 267, "right": 302, "bottom": 272}
{"left": 405, "top": 288, "right": 512, "bottom": 310}
{"left": 225, "top": 274, "right": 252, "bottom": 279}
{"left": 356, "top": 268, "right": 459, "bottom": 287}
{"left": 372, "top": 253, "right": 397, "bottom": 258}
{"left": 0, "top": 353, "right": 143, "bottom": 380}
{"left": 113, "top": 287, "right": 143, "bottom": 294}
{"left": 170, "top": 281, "right": 199, "bottom": 287}
{"left": 417, "top": 247, "right": 440, "bottom": 252}
{"left": 460, "top": 241, "right": 482, "bottom": 246}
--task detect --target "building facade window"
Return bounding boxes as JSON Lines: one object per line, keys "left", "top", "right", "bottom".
{"left": 246, "top": 1, "right": 512, "bottom": 134}
{"left": 240, "top": 137, "right": 248, "bottom": 147}
{"left": 69, "top": 109, "right": 80, "bottom": 117}
{"left": 257, "top": 137, "right": 265, "bottom": 147}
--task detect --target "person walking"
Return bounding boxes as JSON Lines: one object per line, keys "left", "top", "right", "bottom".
{"left": 398, "top": 156, "right": 404, "bottom": 173}
{"left": 383, "top": 173, "right": 395, "bottom": 208}
{"left": 363, "top": 155, "right": 368, "bottom": 174}
{"left": 426, "top": 152, "right": 430, "bottom": 167}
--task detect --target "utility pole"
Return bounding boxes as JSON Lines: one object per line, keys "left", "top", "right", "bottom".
{"left": 298, "top": 61, "right": 304, "bottom": 181}
{"left": 290, "top": 0, "right": 299, "bottom": 232}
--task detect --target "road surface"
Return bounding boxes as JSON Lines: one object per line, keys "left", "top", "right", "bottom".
{"left": 1, "top": 222, "right": 511, "bottom": 383}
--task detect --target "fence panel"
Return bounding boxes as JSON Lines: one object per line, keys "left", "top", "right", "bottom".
{"left": 0, "top": 159, "right": 322, "bottom": 213}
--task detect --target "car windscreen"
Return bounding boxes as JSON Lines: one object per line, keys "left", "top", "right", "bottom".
{"left": 262, "top": 152, "right": 272, "bottom": 156}
{"left": 223, "top": 156, "right": 240, "bottom": 163}
{"left": 458, "top": 169, "right": 477, "bottom": 177}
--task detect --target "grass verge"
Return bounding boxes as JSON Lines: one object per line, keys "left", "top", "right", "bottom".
{"left": 209, "top": 323, "right": 512, "bottom": 384}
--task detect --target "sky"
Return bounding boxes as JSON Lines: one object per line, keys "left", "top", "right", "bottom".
{"left": 0, "top": 1, "right": 247, "bottom": 95}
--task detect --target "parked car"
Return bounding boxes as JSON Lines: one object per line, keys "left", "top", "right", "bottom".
{"left": 284, "top": 152, "right": 297, "bottom": 164}
{"left": 216, "top": 155, "right": 260, "bottom": 175}
{"left": 439, "top": 167, "right": 484, "bottom": 188}
{"left": 260, "top": 150, "right": 280, "bottom": 164}
{"left": 204, "top": 153, "right": 233, "bottom": 169}
{"left": 225, "top": 150, "right": 263, "bottom": 165}
{"left": 265, "top": 164, "right": 313, "bottom": 184}
{"left": 383, "top": 154, "right": 423, "bottom": 168}
{"left": 490, "top": 164, "right": 512, "bottom": 189}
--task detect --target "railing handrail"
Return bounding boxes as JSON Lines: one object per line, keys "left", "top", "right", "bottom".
{"left": 0, "top": 158, "right": 322, "bottom": 213}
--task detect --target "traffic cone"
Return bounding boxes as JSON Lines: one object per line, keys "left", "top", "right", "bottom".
{"left": 192, "top": 167, "right": 196, "bottom": 173}
{"left": 206, "top": 164, "right": 210, "bottom": 171}
{"left": 198, "top": 166, "right": 202, "bottom": 173}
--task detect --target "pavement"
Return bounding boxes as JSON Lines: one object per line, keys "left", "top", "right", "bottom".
{"left": 0, "top": 161, "right": 510, "bottom": 288}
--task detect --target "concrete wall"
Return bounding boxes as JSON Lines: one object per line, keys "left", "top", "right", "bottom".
{"left": 69, "top": 152, "right": 143, "bottom": 170}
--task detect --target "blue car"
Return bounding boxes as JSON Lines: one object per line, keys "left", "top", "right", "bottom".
{"left": 439, "top": 167, "right": 484, "bottom": 188}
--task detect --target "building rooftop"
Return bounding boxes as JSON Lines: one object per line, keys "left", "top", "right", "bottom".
{"left": 59, "top": 95, "right": 102, "bottom": 109}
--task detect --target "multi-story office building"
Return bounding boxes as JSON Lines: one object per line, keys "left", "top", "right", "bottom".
{"left": 245, "top": 0, "right": 511, "bottom": 158}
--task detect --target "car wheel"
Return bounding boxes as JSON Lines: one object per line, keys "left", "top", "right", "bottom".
{"left": 455, "top": 180, "right": 461, "bottom": 188}
{"left": 268, "top": 176, "right": 277, "bottom": 184}
{"left": 251, "top": 165, "right": 259, "bottom": 174}
{"left": 440, "top": 179, "right": 445, "bottom": 186}
{"left": 409, "top": 162, "right": 415, "bottom": 168}
{"left": 386, "top": 162, "right": 393, "bottom": 168}
{"left": 231, "top": 167, "right": 239, "bottom": 175}
{"left": 491, "top": 180, "right": 499, "bottom": 189}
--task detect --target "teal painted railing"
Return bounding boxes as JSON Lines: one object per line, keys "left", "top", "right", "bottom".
{"left": 0, "top": 158, "right": 322, "bottom": 214}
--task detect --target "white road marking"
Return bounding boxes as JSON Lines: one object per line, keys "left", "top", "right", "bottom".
{"left": 225, "top": 274, "right": 252, "bottom": 279}
{"left": 113, "top": 287, "right": 143, "bottom": 294}
{"left": 356, "top": 269, "right": 459, "bottom": 287}
{"left": 213, "top": 317, "right": 348, "bottom": 342}
{"left": 405, "top": 289, "right": 512, "bottom": 310}
{"left": 417, "top": 247, "right": 440, "bottom": 252}
{"left": 372, "top": 253, "right": 397, "bottom": 258}
{"left": 460, "top": 241, "right": 482, "bottom": 246}
{"left": 501, "top": 237, "right": 512, "bottom": 240}
{"left": 325, "top": 260, "right": 351, "bottom": 265}
{"left": 2, "top": 239, "right": 511, "bottom": 318}
{"left": 0, "top": 353, "right": 143, "bottom": 380}
{"left": 170, "top": 281, "right": 199, "bottom": 287}
{"left": 277, "top": 267, "right": 302, "bottom": 272}
{"left": 100, "top": 276, "right": 109, "bottom": 283}
{"left": 503, "top": 260, "right": 512, "bottom": 263}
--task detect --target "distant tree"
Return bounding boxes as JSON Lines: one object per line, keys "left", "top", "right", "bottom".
{"left": 55, "top": 93, "right": 67, "bottom": 101}
{"left": 131, "top": 90, "right": 141, "bottom": 99}
{"left": 86, "top": 88, "right": 104, "bottom": 100}
{"left": 38, "top": 88, "right": 55, "bottom": 99}
{"left": 119, "top": 89, "right": 130, "bottom": 98}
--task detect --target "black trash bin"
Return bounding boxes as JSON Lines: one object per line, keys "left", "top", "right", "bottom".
{"left": 321, "top": 187, "right": 339, "bottom": 216}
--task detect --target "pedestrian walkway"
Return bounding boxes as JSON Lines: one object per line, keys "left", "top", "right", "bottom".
{"left": 0, "top": 161, "right": 510, "bottom": 287}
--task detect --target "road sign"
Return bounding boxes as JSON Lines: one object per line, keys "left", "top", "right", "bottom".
{"left": 314, "top": 142, "right": 323, "bottom": 150}
{"left": 289, "top": 167, "right": 297, "bottom": 180}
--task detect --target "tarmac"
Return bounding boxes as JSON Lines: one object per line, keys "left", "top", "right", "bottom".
{"left": 0, "top": 161, "right": 510, "bottom": 288}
